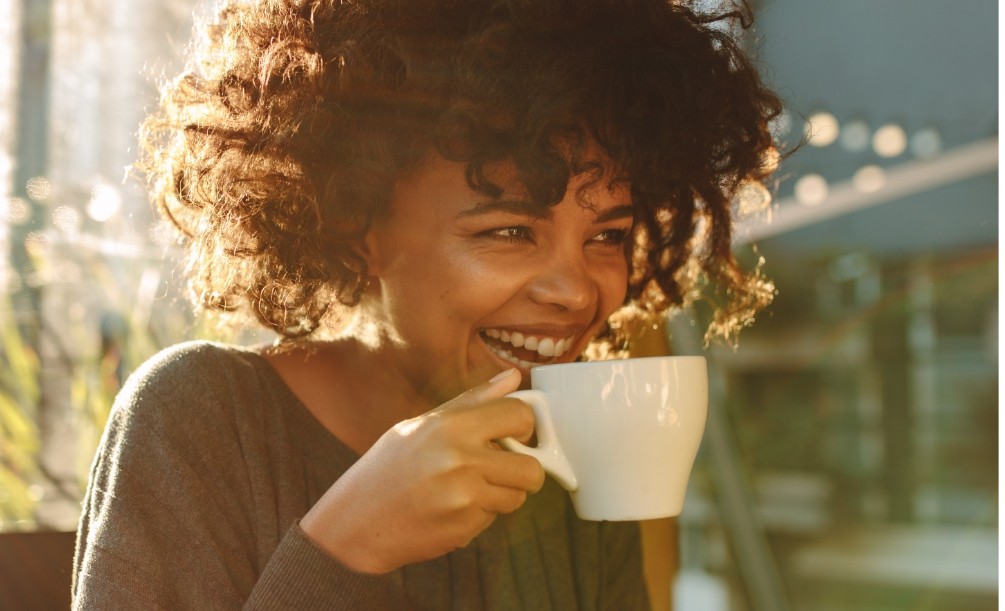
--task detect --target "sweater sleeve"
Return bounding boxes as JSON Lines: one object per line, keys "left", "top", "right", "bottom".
{"left": 245, "top": 523, "right": 395, "bottom": 609}
{"left": 72, "top": 342, "right": 395, "bottom": 610}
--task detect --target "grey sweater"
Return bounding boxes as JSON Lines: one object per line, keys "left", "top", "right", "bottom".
{"left": 72, "top": 341, "right": 649, "bottom": 610}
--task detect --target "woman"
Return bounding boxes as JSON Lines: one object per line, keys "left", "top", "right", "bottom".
{"left": 73, "top": 0, "right": 781, "bottom": 608}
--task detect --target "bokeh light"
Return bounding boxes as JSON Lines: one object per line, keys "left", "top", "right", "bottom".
{"left": 24, "top": 231, "right": 48, "bottom": 257}
{"left": 852, "top": 165, "right": 887, "bottom": 193}
{"left": 87, "top": 183, "right": 122, "bottom": 222}
{"left": 872, "top": 123, "right": 907, "bottom": 158}
{"left": 910, "top": 127, "right": 942, "bottom": 158}
{"left": 25, "top": 176, "right": 51, "bottom": 201}
{"left": 794, "top": 173, "right": 829, "bottom": 206}
{"left": 52, "top": 205, "right": 81, "bottom": 234}
{"left": 761, "top": 146, "right": 781, "bottom": 175}
{"left": 2, "top": 196, "right": 31, "bottom": 225}
{"left": 733, "top": 180, "right": 773, "bottom": 216}
{"left": 840, "top": 119, "right": 871, "bottom": 152}
{"left": 805, "top": 111, "right": 840, "bottom": 147}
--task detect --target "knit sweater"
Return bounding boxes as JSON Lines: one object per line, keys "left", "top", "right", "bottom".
{"left": 72, "top": 341, "right": 649, "bottom": 610}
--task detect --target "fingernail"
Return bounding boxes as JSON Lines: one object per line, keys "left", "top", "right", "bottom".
{"left": 489, "top": 368, "right": 517, "bottom": 384}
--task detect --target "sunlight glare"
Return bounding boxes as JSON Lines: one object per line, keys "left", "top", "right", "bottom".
{"left": 87, "top": 183, "right": 122, "bottom": 222}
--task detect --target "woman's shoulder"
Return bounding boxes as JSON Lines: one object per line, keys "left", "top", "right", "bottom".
{"left": 121, "top": 340, "right": 263, "bottom": 396}
{"left": 111, "top": 340, "right": 277, "bottom": 430}
{"left": 129, "top": 340, "right": 262, "bottom": 382}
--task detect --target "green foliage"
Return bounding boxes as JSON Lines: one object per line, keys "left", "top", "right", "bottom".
{"left": 0, "top": 261, "right": 182, "bottom": 530}
{"left": 0, "top": 256, "right": 258, "bottom": 531}
{"left": 0, "top": 294, "right": 41, "bottom": 528}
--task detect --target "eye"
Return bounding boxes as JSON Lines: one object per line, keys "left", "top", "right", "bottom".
{"left": 485, "top": 226, "right": 534, "bottom": 243}
{"left": 589, "top": 227, "right": 632, "bottom": 247}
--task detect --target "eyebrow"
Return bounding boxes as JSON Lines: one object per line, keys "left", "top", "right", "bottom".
{"left": 595, "top": 204, "right": 635, "bottom": 223}
{"left": 457, "top": 199, "right": 635, "bottom": 223}
{"left": 456, "top": 199, "right": 553, "bottom": 220}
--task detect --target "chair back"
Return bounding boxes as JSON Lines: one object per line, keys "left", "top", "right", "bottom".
{"left": 0, "top": 530, "right": 76, "bottom": 610}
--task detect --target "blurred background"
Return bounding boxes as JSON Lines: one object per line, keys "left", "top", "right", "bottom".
{"left": 0, "top": 1, "right": 997, "bottom": 610}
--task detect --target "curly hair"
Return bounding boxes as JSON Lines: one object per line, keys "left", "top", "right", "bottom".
{"left": 141, "top": 0, "right": 782, "bottom": 351}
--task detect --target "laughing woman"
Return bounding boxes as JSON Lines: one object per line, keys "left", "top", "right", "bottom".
{"left": 72, "top": 0, "right": 781, "bottom": 608}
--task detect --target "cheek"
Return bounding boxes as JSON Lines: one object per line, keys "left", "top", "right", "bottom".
{"left": 448, "top": 254, "right": 525, "bottom": 297}
{"left": 600, "top": 259, "right": 630, "bottom": 312}
{"left": 424, "top": 258, "right": 514, "bottom": 319}
{"left": 386, "top": 243, "right": 466, "bottom": 300}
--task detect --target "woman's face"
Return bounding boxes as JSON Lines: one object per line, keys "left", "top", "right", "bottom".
{"left": 360, "top": 151, "right": 632, "bottom": 402}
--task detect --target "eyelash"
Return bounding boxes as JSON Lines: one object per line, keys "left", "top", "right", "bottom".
{"left": 485, "top": 226, "right": 631, "bottom": 246}
{"left": 489, "top": 226, "right": 533, "bottom": 243}
{"left": 593, "top": 228, "right": 632, "bottom": 246}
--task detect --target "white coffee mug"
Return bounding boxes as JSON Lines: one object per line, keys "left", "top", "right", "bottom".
{"left": 500, "top": 356, "right": 707, "bottom": 521}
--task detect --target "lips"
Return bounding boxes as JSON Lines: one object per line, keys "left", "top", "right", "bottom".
{"left": 480, "top": 328, "right": 577, "bottom": 369}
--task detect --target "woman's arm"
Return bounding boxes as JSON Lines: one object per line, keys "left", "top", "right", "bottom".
{"left": 72, "top": 343, "right": 399, "bottom": 609}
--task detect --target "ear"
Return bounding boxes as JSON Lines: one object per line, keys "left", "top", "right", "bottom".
{"left": 352, "top": 228, "right": 382, "bottom": 277}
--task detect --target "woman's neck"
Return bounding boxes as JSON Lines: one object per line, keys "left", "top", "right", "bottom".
{"left": 263, "top": 337, "right": 433, "bottom": 455}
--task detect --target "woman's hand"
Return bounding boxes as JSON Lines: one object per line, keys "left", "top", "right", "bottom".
{"left": 300, "top": 368, "right": 545, "bottom": 574}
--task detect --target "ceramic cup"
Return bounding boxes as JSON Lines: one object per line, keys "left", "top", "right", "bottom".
{"left": 500, "top": 356, "right": 707, "bottom": 521}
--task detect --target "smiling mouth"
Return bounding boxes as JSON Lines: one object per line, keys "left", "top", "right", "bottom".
{"left": 479, "top": 328, "right": 577, "bottom": 369}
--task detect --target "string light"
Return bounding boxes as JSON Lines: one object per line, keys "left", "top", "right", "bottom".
{"left": 805, "top": 111, "right": 840, "bottom": 148}
{"left": 852, "top": 165, "right": 887, "bottom": 193}
{"left": 794, "top": 173, "right": 829, "bottom": 206}
{"left": 840, "top": 119, "right": 871, "bottom": 152}
{"left": 780, "top": 115, "right": 950, "bottom": 212}
{"left": 872, "top": 123, "right": 907, "bottom": 158}
{"left": 910, "top": 127, "right": 942, "bottom": 158}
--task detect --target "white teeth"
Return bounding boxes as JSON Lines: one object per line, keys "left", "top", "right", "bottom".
{"left": 537, "top": 338, "right": 555, "bottom": 357}
{"left": 481, "top": 328, "right": 576, "bottom": 361}
{"left": 491, "top": 345, "right": 541, "bottom": 370}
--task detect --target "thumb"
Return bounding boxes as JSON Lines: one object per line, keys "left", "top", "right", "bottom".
{"left": 448, "top": 368, "right": 522, "bottom": 408}
{"left": 483, "top": 368, "right": 522, "bottom": 395}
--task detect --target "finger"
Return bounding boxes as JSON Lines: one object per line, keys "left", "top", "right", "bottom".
{"left": 504, "top": 400, "right": 537, "bottom": 446}
{"left": 435, "top": 391, "right": 536, "bottom": 445}
{"left": 425, "top": 370, "right": 531, "bottom": 446}
{"left": 476, "top": 484, "right": 529, "bottom": 515}
{"left": 479, "top": 450, "right": 546, "bottom": 493}
{"left": 466, "top": 397, "right": 537, "bottom": 444}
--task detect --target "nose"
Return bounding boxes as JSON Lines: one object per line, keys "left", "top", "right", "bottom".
{"left": 526, "top": 250, "right": 598, "bottom": 312}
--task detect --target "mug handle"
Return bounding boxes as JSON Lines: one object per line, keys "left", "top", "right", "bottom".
{"left": 498, "top": 390, "right": 578, "bottom": 492}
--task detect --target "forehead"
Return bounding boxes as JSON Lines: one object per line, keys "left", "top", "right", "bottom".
{"left": 390, "top": 153, "right": 632, "bottom": 224}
